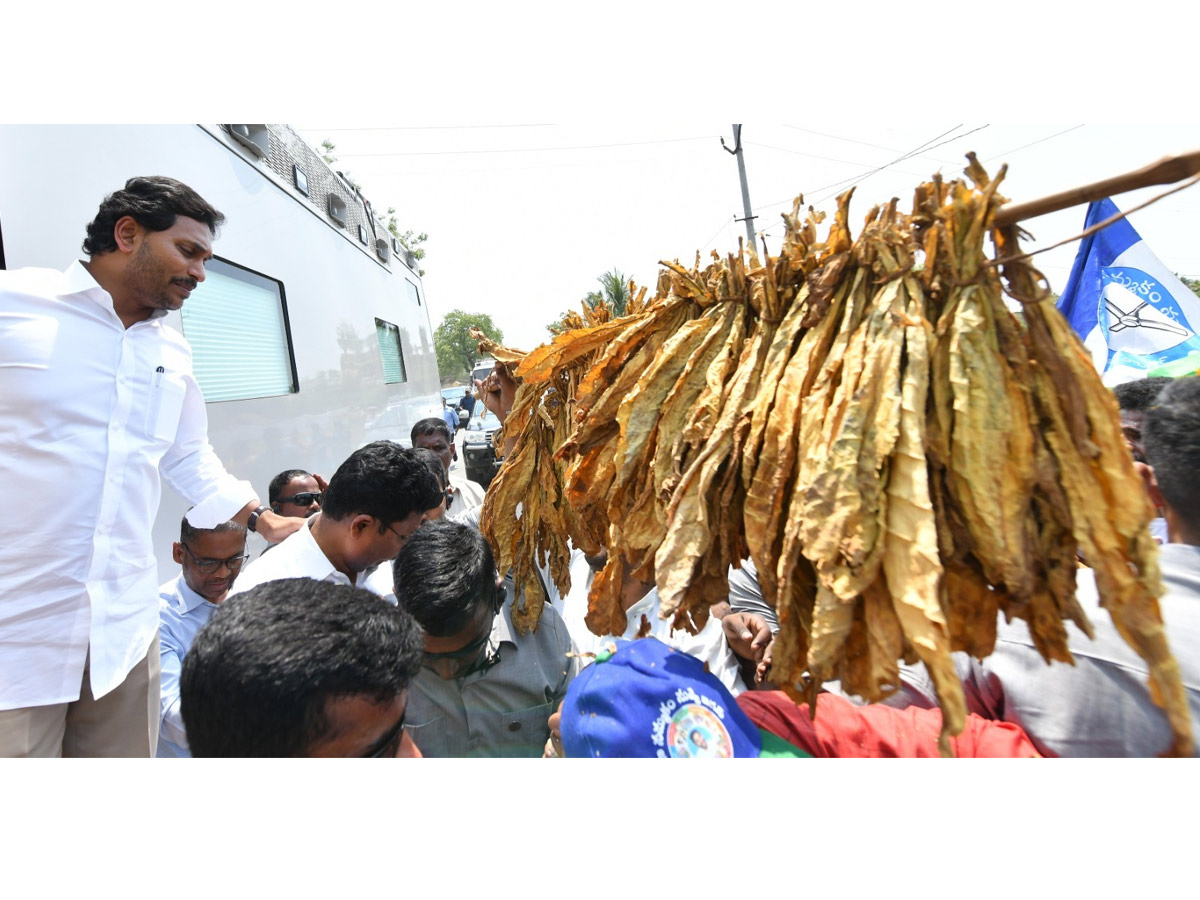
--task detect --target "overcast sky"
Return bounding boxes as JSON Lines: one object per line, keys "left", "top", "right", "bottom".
{"left": 291, "top": 123, "right": 1200, "bottom": 353}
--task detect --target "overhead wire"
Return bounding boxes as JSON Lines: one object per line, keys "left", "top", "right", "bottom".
{"left": 696, "top": 215, "right": 736, "bottom": 258}
{"left": 745, "top": 140, "right": 931, "bottom": 176}
{"left": 982, "top": 125, "right": 1086, "bottom": 162}
{"left": 754, "top": 125, "right": 988, "bottom": 239}
{"left": 752, "top": 124, "right": 974, "bottom": 219}
{"left": 781, "top": 125, "right": 959, "bottom": 166}
{"left": 806, "top": 123, "right": 991, "bottom": 207}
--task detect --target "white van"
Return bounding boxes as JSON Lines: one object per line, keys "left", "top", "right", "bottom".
{"left": 0, "top": 124, "right": 444, "bottom": 574}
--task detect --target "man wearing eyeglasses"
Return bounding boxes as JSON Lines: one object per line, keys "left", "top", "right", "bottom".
{"left": 156, "top": 515, "right": 249, "bottom": 757}
{"left": 392, "top": 519, "right": 581, "bottom": 757}
{"left": 231, "top": 442, "right": 444, "bottom": 599}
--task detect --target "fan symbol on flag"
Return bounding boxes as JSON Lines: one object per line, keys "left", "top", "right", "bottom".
{"left": 1099, "top": 270, "right": 1196, "bottom": 359}
{"left": 1104, "top": 296, "right": 1190, "bottom": 337}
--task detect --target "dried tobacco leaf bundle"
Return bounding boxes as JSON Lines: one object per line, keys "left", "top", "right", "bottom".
{"left": 469, "top": 289, "right": 650, "bottom": 634}
{"left": 472, "top": 158, "right": 1191, "bottom": 756}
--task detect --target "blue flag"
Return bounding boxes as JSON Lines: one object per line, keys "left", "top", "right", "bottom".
{"left": 1056, "top": 198, "right": 1200, "bottom": 385}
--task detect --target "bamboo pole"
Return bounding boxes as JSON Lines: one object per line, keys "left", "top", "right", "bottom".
{"left": 993, "top": 149, "right": 1200, "bottom": 227}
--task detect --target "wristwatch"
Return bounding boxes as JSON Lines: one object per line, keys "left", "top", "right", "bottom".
{"left": 247, "top": 504, "right": 271, "bottom": 533}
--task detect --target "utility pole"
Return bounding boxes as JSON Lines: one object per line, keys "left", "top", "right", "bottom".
{"left": 721, "top": 124, "right": 757, "bottom": 250}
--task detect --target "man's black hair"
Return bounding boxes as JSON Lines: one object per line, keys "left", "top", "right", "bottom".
{"left": 411, "top": 447, "right": 448, "bottom": 491}
{"left": 393, "top": 519, "right": 496, "bottom": 637}
{"left": 180, "top": 512, "right": 246, "bottom": 545}
{"left": 1113, "top": 376, "right": 1175, "bottom": 412}
{"left": 321, "top": 441, "right": 442, "bottom": 527}
{"left": 180, "top": 578, "right": 423, "bottom": 757}
{"left": 1143, "top": 376, "right": 1200, "bottom": 531}
{"left": 268, "top": 468, "right": 313, "bottom": 505}
{"left": 82, "top": 176, "right": 225, "bottom": 257}
{"left": 410, "top": 417, "right": 452, "bottom": 446}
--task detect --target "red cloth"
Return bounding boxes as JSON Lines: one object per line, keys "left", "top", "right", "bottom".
{"left": 737, "top": 690, "right": 1040, "bottom": 758}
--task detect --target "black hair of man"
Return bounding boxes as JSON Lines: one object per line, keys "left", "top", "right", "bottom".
{"left": 410, "top": 417, "right": 452, "bottom": 447}
{"left": 320, "top": 441, "right": 442, "bottom": 527}
{"left": 180, "top": 512, "right": 246, "bottom": 545}
{"left": 180, "top": 578, "right": 423, "bottom": 757}
{"left": 1142, "top": 376, "right": 1200, "bottom": 532}
{"left": 82, "top": 176, "right": 226, "bottom": 257}
{"left": 393, "top": 519, "right": 496, "bottom": 637}
{"left": 1113, "top": 376, "right": 1175, "bottom": 412}
{"left": 268, "top": 468, "right": 313, "bottom": 505}
{"left": 411, "top": 447, "right": 448, "bottom": 491}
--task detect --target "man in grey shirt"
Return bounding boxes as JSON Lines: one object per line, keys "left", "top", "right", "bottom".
{"left": 392, "top": 519, "right": 580, "bottom": 757}
{"left": 897, "top": 376, "right": 1200, "bottom": 757}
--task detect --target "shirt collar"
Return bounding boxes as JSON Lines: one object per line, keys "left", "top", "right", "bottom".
{"left": 493, "top": 592, "right": 517, "bottom": 648}
{"left": 174, "top": 574, "right": 219, "bottom": 613}
{"left": 293, "top": 515, "right": 345, "bottom": 580}
{"left": 625, "top": 587, "right": 657, "bottom": 621}
{"left": 62, "top": 259, "right": 168, "bottom": 321}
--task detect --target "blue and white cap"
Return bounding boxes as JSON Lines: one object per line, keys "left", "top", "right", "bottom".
{"left": 561, "top": 638, "right": 762, "bottom": 758}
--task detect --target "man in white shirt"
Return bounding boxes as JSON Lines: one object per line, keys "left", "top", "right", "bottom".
{"left": 556, "top": 549, "right": 747, "bottom": 696}
{"left": 0, "top": 177, "right": 303, "bottom": 757}
{"left": 232, "top": 441, "right": 444, "bottom": 598}
{"left": 411, "top": 417, "right": 486, "bottom": 512}
{"left": 268, "top": 468, "right": 325, "bottom": 520}
{"left": 157, "top": 516, "right": 248, "bottom": 757}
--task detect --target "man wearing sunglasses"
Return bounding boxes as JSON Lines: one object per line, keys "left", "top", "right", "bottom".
{"left": 392, "top": 519, "right": 581, "bottom": 757}
{"left": 156, "top": 515, "right": 249, "bottom": 757}
{"left": 268, "top": 469, "right": 326, "bottom": 520}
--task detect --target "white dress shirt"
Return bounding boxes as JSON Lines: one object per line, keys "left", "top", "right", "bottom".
{"left": 229, "top": 515, "right": 392, "bottom": 598}
{"left": 156, "top": 574, "right": 219, "bottom": 758}
{"left": 0, "top": 262, "right": 254, "bottom": 710}
{"left": 556, "top": 550, "right": 747, "bottom": 696}
{"left": 448, "top": 479, "right": 486, "bottom": 513}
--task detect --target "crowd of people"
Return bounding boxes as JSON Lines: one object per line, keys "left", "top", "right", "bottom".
{"left": 2, "top": 175, "right": 1197, "bottom": 758}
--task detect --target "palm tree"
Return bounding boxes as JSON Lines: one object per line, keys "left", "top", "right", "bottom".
{"left": 583, "top": 268, "right": 632, "bottom": 318}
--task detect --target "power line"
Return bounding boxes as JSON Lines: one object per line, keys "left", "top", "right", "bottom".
{"left": 806, "top": 123, "right": 991, "bottom": 207}
{"left": 745, "top": 140, "right": 931, "bottom": 177}
{"left": 781, "top": 125, "right": 959, "bottom": 166}
{"left": 756, "top": 125, "right": 991, "bottom": 237}
{"left": 334, "top": 134, "right": 720, "bottom": 158}
{"left": 753, "top": 124, "right": 975, "bottom": 217}
{"left": 696, "top": 215, "right": 735, "bottom": 257}
{"left": 982, "top": 125, "right": 1086, "bottom": 162}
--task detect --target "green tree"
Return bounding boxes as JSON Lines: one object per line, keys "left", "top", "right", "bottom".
{"left": 382, "top": 207, "right": 428, "bottom": 277}
{"left": 547, "top": 267, "right": 632, "bottom": 335}
{"left": 435, "top": 310, "right": 504, "bottom": 383}
{"left": 585, "top": 268, "right": 632, "bottom": 317}
{"left": 1179, "top": 275, "right": 1200, "bottom": 298}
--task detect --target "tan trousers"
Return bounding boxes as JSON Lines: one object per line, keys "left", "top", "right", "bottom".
{"left": 0, "top": 633, "right": 161, "bottom": 757}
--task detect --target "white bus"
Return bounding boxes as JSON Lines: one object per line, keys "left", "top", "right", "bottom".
{"left": 0, "top": 124, "right": 443, "bottom": 575}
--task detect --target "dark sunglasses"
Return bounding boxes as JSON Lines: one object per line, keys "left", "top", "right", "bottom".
{"left": 276, "top": 491, "right": 323, "bottom": 507}
{"left": 181, "top": 543, "right": 249, "bottom": 575}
